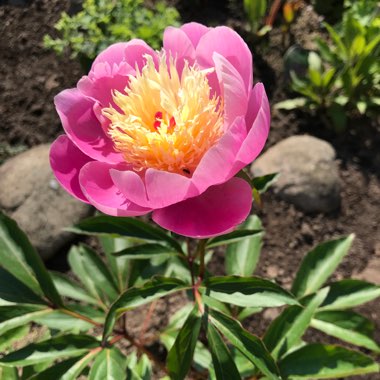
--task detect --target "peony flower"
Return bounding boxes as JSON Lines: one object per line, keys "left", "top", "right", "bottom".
{"left": 50, "top": 22, "right": 270, "bottom": 238}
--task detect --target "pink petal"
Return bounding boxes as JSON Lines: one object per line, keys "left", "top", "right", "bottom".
{"left": 233, "top": 83, "right": 270, "bottom": 170}
{"left": 78, "top": 62, "right": 134, "bottom": 107}
{"left": 49, "top": 135, "right": 93, "bottom": 203}
{"left": 91, "top": 42, "right": 131, "bottom": 70}
{"left": 110, "top": 168, "right": 198, "bottom": 209}
{"left": 152, "top": 177, "right": 252, "bottom": 238}
{"left": 54, "top": 88, "right": 123, "bottom": 164}
{"left": 213, "top": 52, "right": 248, "bottom": 127}
{"left": 196, "top": 26, "right": 253, "bottom": 92}
{"left": 123, "top": 39, "right": 159, "bottom": 71}
{"left": 180, "top": 22, "right": 210, "bottom": 49}
{"left": 192, "top": 116, "right": 247, "bottom": 193}
{"left": 163, "top": 27, "right": 196, "bottom": 73}
{"left": 79, "top": 161, "right": 151, "bottom": 216}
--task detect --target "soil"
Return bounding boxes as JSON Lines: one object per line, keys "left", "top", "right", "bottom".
{"left": 0, "top": 0, "right": 379, "bottom": 379}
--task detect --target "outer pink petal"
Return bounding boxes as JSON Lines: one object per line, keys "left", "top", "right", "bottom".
{"left": 110, "top": 168, "right": 198, "bottom": 209}
{"left": 213, "top": 52, "right": 248, "bottom": 127}
{"left": 123, "top": 39, "right": 159, "bottom": 71}
{"left": 163, "top": 27, "right": 196, "bottom": 73}
{"left": 192, "top": 116, "right": 247, "bottom": 193}
{"left": 50, "top": 135, "right": 93, "bottom": 203}
{"left": 152, "top": 177, "right": 252, "bottom": 238}
{"left": 91, "top": 42, "right": 131, "bottom": 70}
{"left": 54, "top": 88, "right": 123, "bottom": 164}
{"left": 233, "top": 83, "right": 270, "bottom": 170}
{"left": 196, "top": 26, "right": 253, "bottom": 92}
{"left": 78, "top": 62, "right": 134, "bottom": 107}
{"left": 79, "top": 161, "right": 151, "bottom": 216}
{"left": 180, "top": 22, "right": 210, "bottom": 49}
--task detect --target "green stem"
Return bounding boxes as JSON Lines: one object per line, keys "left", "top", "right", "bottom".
{"left": 197, "top": 239, "right": 207, "bottom": 280}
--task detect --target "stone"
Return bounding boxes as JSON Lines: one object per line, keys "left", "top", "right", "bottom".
{"left": 251, "top": 135, "right": 341, "bottom": 213}
{"left": 356, "top": 257, "right": 380, "bottom": 284}
{"left": 0, "top": 145, "right": 93, "bottom": 260}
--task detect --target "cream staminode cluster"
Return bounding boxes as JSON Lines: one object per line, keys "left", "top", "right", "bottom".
{"left": 103, "top": 55, "right": 224, "bottom": 175}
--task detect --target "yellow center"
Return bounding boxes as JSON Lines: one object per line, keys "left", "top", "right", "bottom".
{"left": 102, "top": 55, "right": 224, "bottom": 175}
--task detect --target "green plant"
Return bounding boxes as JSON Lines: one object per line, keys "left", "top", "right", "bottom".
{"left": 43, "top": 0, "right": 180, "bottom": 67}
{"left": 0, "top": 172, "right": 379, "bottom": 380}
{"left": 243, "top": 0, "right": 270, "bottom": 35}
{"left": 276, "top": 0, "right": 380, "bottom": 131}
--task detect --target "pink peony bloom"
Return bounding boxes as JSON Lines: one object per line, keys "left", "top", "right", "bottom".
{"left": 50, "top": 22, "right": 270, "bottom": 238}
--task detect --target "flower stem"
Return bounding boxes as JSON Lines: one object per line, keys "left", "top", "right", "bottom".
{"left": 197, "top": 239, "right": 207, "bottom": 280}
{"left": 60, "top": 308, "right": 102, "bottom": 327}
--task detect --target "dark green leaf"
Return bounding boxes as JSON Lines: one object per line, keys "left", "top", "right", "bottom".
{"left": 252, "top": 173, "right": 280, "bottom": 193}
{"left": 0, "top": 211, "right": 62, "bottom": 306}
{"left": 319, "top": 280, "right": 380, "bottom": 310}
{"left": 61, "top": 350, "right": 100, "bottom": 380}
{"left": 88, "top": 348, "right": 126, "bottom": 380}
{"left": 0, "top": 268, "right": 45, "bottom": 305}
{"left": 68, "top": 244, "right": 119, "bottom": 306}
{"left": 312, "top": 310, "right": 380, "bottom": 352}
{"left": 207, "top": 322, "right": 241, "bottom": 380}
{"left": 279, "top": 344, "right": 379, "bottom": 378}
{"left": 204, "top": 276, "right": 298, "bottom": 308}
{"left": 225, "top": 215, "right": 263, "bottom": 276}
{"left": 29, "top": 358, "right": 79, "bottom": 380}
{"left": 207, "top": 230, "right": 262, "bottom": 249}
{"left": 291, "top": 235, "right": 354, "bottom": 298}
{"left": 103, "top": 277, "right": 187, "bottom": 341}
{"left": 69, "top": 215, "right": 182, "bottom": 253}
{"left": 50, "top": 272, "right": 98, "bottom": 305}
{"left": 167, "top": 306, "right": 201, "bottom": 380}
{"left": 113, "top": 243, "right": 180, "bottom": 259}
{"left": 0, "top": 305, "right": 51, "bottom": 335}
{"left": 209, "top": 309, "right": 280, "bottom": 379}
{"left": 0, "top": 334, "right": 99, "bottom": 366}
{"left": 264, "top": 288, "right": 329, "bottom": 359}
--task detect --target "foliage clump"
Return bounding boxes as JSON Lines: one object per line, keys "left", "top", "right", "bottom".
{"left": 43, "top": 0, "right": 180, "bottom": 64}
{"left": 277, "top": 0, "right": 380, "bottom": 131}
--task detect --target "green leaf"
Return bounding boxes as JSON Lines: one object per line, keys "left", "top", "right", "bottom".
{"left": 0, "top": 325, "right": 29, "bottom": 352}
{"left": 0, "top": 211, "right": 62, "bottom": 306}
{"left": 251, "top": 173, "right": 280, "bottom": 193}
{"left": 324, "top": 23, "right": 347, "bottom": 59}
{"left": 207, "top": 322, "right": 241, "bottom": 380}
{"left": 274, "top": 98, "right": 307, "bottom": 110}
{"left": 264, "top": 288, "right": 329, "bottom": 359}
{"left": 328, "top": 102, "right": 347, "bottom": 132}
{"left": 68, "top": 244, "right": 119, "bottom": 306}
{"left": 209, "top": 309, "right": 280, "bottom": 379}
{"left": 103, "top": 277, "right": 187, "bottom": 341}
{"left": 99, "top": 235, "right": 133, "bottom": 292}
{"left": 311, "top": 310, "right": 380, "bottom": 352}
{"left": 0, "top": 334, "right": 99, "bottom": 366}
{"left": 225, "top": 215, "right": 263, "bottom": 276}
{"left": 291, "top": 235, "right": 354, "bottom": 298}
{"left": 167, "top": 306, "right": 201, "bottom": 380}
{"left": 0, "top": 305, "right": 51, "bottom": 336}
{"left": 88, "top": 348, "right": 126, "bottom": 380}
{"left": 204, "top": 276, "right": 298, "bottom": 308}
{"left": 113, "top": 243, "right": 180, "bottom": 259}
{"left": 237, "top": 307, "right": 263, "bottom": 321}
{"left": 279, "top": 344, "right": 379, "bottom": 378}
{"left": 134, "top": 354, "right": 152, "bottom": 380}
{"left": 0, "top": 268, "right": 45, "bottom": 305}
{"left": 50, "top": 271, "right": 98, "bottom": 305}
{"left": 319, "top": 279, "right": 380, "bottom": 310}
{"left": 61, "top": 350, "right": 100, "bottom": 380}
{"left": 207, "top": 230, "right": 262, "bottom": 249}
{"left": 0, "top": 366, "right": 17, "bottom": 379}
{"left": 29, "top": 358, "right": 79, "bottom": 380}
{"left": 70, "top": 215, "right": 182, "bottom": 253}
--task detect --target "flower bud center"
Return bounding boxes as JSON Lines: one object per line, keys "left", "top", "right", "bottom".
{"left": 102, "top": 54, "right": 224, "bottom": 175}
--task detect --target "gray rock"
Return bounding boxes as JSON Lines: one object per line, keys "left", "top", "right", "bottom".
{"left": 0, "top": 145, "right": 93, "bottom": 260}
{"left": 251, "top": 135, "right": 341, "bottom": 213}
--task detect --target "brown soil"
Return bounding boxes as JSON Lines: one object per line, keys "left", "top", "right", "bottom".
{"left": 0, "top": 0, "right": 379, "bottom": 379}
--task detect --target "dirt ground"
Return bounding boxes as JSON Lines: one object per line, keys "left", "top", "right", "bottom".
{"left": 0, "top": 0, "right": 379, "bottom": 378}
